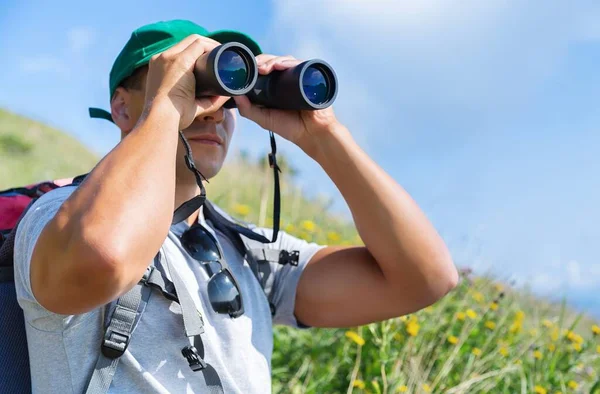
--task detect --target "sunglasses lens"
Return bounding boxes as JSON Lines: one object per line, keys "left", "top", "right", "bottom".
{"left": 181, "top": 226, "right": 221, "bottom": 262}
{"left": 207, "top": 271, "right": 242, "bottom": 316}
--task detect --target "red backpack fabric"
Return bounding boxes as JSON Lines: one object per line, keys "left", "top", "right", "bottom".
{"left": 0, "top": 177, "right": 76, "bottom": 234}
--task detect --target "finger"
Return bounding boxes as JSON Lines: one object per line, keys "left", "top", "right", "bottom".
{"left": 259, "top": 56, "right": 298, "bottom": 75}
{"left": 179, "top": 37, "right": 220, "bottom": 66}
{"left": 162, "top": 34, "right": 221, "bottom": 58}
{"left": 161, "top": 34, "right": 204, "bottom": 57}
{"left": 271, "top": 59, "right": 303, "bottom": 71}
{"left": 195, "top": 96, "right": 231, "bottom": 117}
{"left": 255, "top": 54, "right": 278, "bottom": 67}
{"left": 233, "top": 95, "right": 274, "bottom": 130}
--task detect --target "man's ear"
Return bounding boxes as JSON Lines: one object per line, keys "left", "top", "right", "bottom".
{"left": 110, "top": 87, "right": 135, "bottom": 133}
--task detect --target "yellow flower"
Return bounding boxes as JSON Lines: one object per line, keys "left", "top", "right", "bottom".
{"left": 466, "top": 309, "right": 477, "bottom": 319}
{"left": 509, "top": 321, "right": 522, "bottom": 333}
{"left": 593, "top": 324, "right": 600, "bottom": 335}
{"left": 353, "top": 380, "right": 366, "bottom": 389}
{"left": 495, "top": 283, "right": 504, "bottom": 292}
{"left": 551, "top": 328, "right": 560, "bottom": 342}
{"left": 232, "top": 203, "right": 250, "bottom": 217}
{"left": 472, "top": 291, "right": 484, "bottom": 303}
{"left": 326, "top": 231, "right": 340, "bottom": 242}
{"left": 490, "top": 302, "right": 499, "bottom": 311}
{"left": 547, "top": 344, "right": 556, "bottom": 352}
{"left": 515, "top": 310, "right": 525, "bottom": 321}
{"left": 422, "top": 384, "right": 431, "bottom": 393}
{"left": 472, "top": 348, "right": 482, "bottom": 356}
{"left": 533, "top": 350, "right": 543, "bottom": 360}
{"left": 529, "top": 328, "right": 538, "bottom": 336}
{"left": 499, "top": 347, "right": 509, "bottom": 357}
{"left": 572, "top": 343, "right": 582, "bottom": 352}
{"left": 345, "top": 331, "right": 365, "bottom": 346}
{"left": 300, "top": 220, "right": 316, "bottom": 232}
{"left": 485, "top": 320, "right": 496, "bottom": 330}
{"left": 406, "top": 321, "right": 420, "bottom": 337}
{"left": 534, "top": 385, "right": 547, "bottom": 394}
{"left": 542, "top": 319, "right": 553, "bottom": 328}
{"left": 567, "top": 381, "right": 578, "bottom": 389}
{"left": 448, "top": 335, "right": 459, "bottom": 345}
{"left": 456, "top": 312, "right": 466, "bottom": 321}
{"left": 397, "top": 385, "right": 408, "bottom": 393}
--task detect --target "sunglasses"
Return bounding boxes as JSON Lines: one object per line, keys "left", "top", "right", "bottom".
{"left": 180, "top": 223, "right": 244, "bottom": 318}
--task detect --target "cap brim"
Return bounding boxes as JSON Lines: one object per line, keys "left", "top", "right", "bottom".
{"left": 207, "top": 30, "right": 262, "bottom": 56}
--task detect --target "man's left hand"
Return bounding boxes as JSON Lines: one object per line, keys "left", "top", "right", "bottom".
{"left": 233, "top": 54, "right": 341, "bottom": 156}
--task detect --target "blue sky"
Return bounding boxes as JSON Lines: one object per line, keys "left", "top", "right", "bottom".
{"left": 2, "top": 0, "right": 600, "bottom": 317}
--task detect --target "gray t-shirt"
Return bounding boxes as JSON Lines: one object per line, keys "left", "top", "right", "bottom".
{"left": 14, "top": 185, "right": 324, "bottom": 393}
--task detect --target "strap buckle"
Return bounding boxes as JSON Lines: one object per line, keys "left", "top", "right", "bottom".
{"left": 181, "top": 345, "right": 207, "bottom": 371}
{"left": 279, "top": 250, "right": 299, "bottom": 266}
{"left": 101, "top": 327, "right": 130, "bottom": 359}
{"left": 140, "top": 265, "right": 154, "bottom": 284}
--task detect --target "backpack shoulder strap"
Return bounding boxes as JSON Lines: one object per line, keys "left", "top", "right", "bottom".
{"left": 84, "top": 268, "right": 151, "bottom": 394}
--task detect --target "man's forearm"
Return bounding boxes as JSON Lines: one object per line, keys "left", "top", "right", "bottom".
{"left": 309, "top": 124, "right": 457, "bottom": 298}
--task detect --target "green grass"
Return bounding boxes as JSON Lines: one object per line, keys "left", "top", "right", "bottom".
{"left": 0, "top": 108, "right": 98, "bottom": 189}
{"left": 2, "top": 108, "right": 599, "bottom": 393}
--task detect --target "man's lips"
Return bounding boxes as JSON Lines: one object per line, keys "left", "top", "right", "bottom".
{"left": 185, "top": 133, "right": 224, "bottom": 146}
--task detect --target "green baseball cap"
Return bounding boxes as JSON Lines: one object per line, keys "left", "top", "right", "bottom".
{"left": 89, "top": 19, "right": 262, "bottom": 122}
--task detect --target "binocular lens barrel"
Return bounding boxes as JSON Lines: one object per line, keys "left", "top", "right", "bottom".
{"left": 194, "top": 42, "right": 258, "bottom": 97}
{"left": 196, "top": 43, "right": 338, "bottom": 110}
{"left": 244, "top": 59, "right": 337, "bottom": 110}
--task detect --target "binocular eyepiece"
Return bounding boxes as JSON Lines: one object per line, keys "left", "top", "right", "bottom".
{"left": 193, "top": 42, "right": 338, "bottom": 111}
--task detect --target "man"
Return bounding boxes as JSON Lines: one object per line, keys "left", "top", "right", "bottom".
{"left": 13, "top": 19, "right": 458, "bottom": 393}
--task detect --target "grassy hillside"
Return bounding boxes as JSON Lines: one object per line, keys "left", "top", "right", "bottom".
{"left": 0, "top": 108, "right": 99, "bottom": 189}
{"left": 1, "top": 109, "right": 599, "bottom": 393}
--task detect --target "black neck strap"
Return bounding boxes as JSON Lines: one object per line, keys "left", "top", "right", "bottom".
{"left": 172, "top": 131, "right": 207, "bottom": 225}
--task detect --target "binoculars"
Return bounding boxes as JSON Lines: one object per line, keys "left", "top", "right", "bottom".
{"left": 193, "top": 42, "right": 338, "bottom": 110}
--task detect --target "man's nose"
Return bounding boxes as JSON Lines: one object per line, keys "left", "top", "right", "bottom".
{"left": 201, "top": 106, "right": 224, "bottom": 123}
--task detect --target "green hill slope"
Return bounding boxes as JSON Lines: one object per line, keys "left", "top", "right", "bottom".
{"left": 1, "top": 109, "right": 598, "bottom": 393}
{"left": 0, "top": 108, "right": 99, "bottom": 189}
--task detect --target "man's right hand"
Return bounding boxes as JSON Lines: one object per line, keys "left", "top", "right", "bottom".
{"left": 144, "top": 34, "right": 230, "bottom": 130}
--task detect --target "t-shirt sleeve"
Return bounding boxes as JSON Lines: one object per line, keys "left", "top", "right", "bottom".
{"left": 253, "top": 229, "right": 326, "bottom": 329}
{"left": 13, "top": 185, "right": 90, "bottom": 331}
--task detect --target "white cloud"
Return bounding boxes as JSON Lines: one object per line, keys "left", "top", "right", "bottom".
{"left": 68, "top": 27, "right": 94, "bottom": 53}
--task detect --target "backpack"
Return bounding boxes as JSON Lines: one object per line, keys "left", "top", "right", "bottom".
{"left": 0, "top": 174, "right": 299, "bottom": 394}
